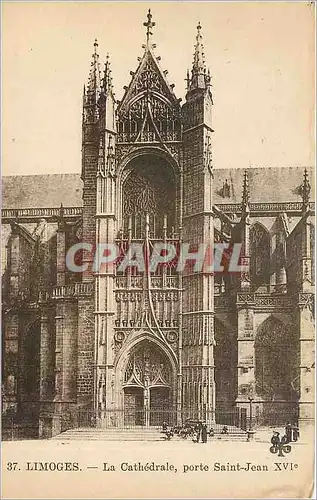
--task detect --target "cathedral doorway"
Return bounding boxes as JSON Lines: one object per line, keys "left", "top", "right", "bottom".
{"left": 122, "top": 340, "right": 174, "bottom": 427}
{"left": 123, "top": 387, "right": 144, "bottom": 426}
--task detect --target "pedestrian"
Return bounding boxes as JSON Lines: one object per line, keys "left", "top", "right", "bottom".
{"left": 201, "top": 423, "right": 208, "bottom": 443}
{"left": 196, "top": 423, "right": 201, "bottom": 443}
{"left": 285, "top": 422, "right": 292, "bottom": 443}
{"left": 271, "top": 431, "right": 280, "bottom": 446}
{"left": 292, "top": 423, "right": 300, "bottom": 442}
{"left": 192, "top": 428, "right": 199, "bottom": 443}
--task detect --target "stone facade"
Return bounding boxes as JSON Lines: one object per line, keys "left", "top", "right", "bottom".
{"left": 1, "top": 12, "right": 315, "bottom": 438}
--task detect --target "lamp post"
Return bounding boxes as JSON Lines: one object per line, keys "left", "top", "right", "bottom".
{"left": 248, "top": 396, "right": 253, "bottom": 430}
{"left": 246, "top": 391, "right": 256, "bottom": 441}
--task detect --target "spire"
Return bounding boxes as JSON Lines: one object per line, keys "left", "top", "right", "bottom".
{"left": 143, "top": 8, "right": 155, "bottom": 46}
{"left": 188, "top": 22, "right": 210, "bottom": 93}
{"left": 185, "top": 69, "right": 190, "bottom": 91}
{"left": 241, "top": 170, "right": 250, "bottom": 213}
{"left": 301, "top": 168, "right": 311, "bottom": 213}
{"left": 87, "top": 39, "right": 101, "bottom": 97}
{"left": 102, "top": 53, "right": 113, "bottom": 94}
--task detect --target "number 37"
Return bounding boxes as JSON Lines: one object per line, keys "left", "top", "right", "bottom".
{"left": 6, "top": 462, "right": 18, "bottom": 471}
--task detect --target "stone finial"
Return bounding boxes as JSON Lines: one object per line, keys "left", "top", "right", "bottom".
{"left": 143, "top": 9, "right": 155, "bottom": 45}
{"left": 301, "top": 168, "right": 311, "bottom": 213}
{"left": 102, "top": 53, "right": 113, "bottom": 94}
{"left": 87, "top": 38, "right": 101, "bottom": 97}
{"left": 241, "top": 170, "right": 250, "bottom": 211}
{"left": 188, "top": 22, "right": 210, "bottom": 93}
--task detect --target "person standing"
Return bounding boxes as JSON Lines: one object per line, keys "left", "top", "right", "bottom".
{"left": 196, "top": 422, "right": 201, "bottom": 443}
{"left": 292, "top": 423, "right": 300, "bottom": 442}
{"left": 201, "top": 423, "right": 208, "bottom": 443}
{"left": 285, "top": 422, "right": 292, "bottom": 443}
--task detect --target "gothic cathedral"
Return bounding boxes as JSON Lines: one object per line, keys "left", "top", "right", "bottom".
{"left": 2, "top": 10, "right": 314, "bottom": 438}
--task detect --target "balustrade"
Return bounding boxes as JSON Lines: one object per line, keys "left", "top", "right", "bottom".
{"left": 2, "top": 207, "right": 82, "bottom": 221}
{"left": 216, "top": 201, "right": 315, "bottom": 215}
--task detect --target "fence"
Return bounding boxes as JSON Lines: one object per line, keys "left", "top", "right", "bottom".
{"left": 215, "top": 407, "right": 247, "bottom": 431}
{"left": 3, "top": 403, "right": 298, "bottom": 440}
{"left": 252, "top": 402, "right": 299, "bottom": 428}
{"left": 2, "top": 402, "right": 40, "bottom": 440}
{"left": 2, "top": 419, "right": 38, "bottom": 440}
{"left": 59, "top": 406, "right": 248, "bottom": 434}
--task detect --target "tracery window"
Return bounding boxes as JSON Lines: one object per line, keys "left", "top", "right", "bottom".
{"left": 122, "top": 155, "right": 176, "bottom": 238}
{"left": 124, "top": 341, "right": 172, "bottom": 388}
{"left": 250, "top": 223, "right": 270, "bottom": 286}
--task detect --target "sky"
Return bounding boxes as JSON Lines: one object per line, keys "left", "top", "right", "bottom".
{"left": 2, "top": 1, "right": 315, "bottom": 176}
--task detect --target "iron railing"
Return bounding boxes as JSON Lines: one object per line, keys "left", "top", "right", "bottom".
{"left": 252, "top": 402, "right": 299, "bottom": 428}
{"left": 58, "top": 406, "right": 248, "bottom": 434}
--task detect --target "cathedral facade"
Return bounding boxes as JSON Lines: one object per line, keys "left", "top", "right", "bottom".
{"left": 2, "top": 11, "right": 315, "bottom": 438}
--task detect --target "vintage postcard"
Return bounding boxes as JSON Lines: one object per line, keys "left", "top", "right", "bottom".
{"left": 1, "top": 1, "right": 315, "bottom": 499}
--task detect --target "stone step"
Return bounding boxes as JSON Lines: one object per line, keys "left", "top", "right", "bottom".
{"left": 52, "top": 427, "right": 248, "bottom": 442}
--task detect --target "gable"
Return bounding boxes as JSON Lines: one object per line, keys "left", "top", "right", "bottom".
{"left": 116, "top": 48, "right": 182, "bottom": 145}
{"left": 118, "top": 48, "right": 180, "bottom": 115}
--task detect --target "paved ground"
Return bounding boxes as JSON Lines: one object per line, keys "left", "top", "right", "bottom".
{"left": 2, "top": 428, "right": 315, "bottom": 499}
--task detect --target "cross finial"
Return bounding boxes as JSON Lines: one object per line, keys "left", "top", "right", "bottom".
{"left": 143, "top": 9, "right": 155, "bottom": 44}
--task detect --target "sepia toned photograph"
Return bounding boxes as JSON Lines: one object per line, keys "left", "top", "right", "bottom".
{"left": 1, "top": 2, "right": 315, "bottom": 498}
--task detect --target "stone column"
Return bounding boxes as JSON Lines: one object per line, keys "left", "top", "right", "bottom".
{"left": 39, "top": 307, "right": 54, "bottom": 438}
{"left": 77, "top": 295, "right": 95, "bottom": 406}
{"left": 298, "top": 293, "right": 315, "bottom": 424}
{"left": 39, "top": 309, "right": 50, "bottom": 400}
{"left": 301, "top": 214, "right": 313, "bottom": 292}
{"left": 54, "top": 302, "right": 64, "bottom": 402}
{"left": 236, "top": 294, "right": 256, "bottom": 415}
{"left": 56, "top": 223, "right": 66, "bottom": 286}
{"left": 94, "top": 130, "right": 116, "bottom": 419}
{"left": 62, "top": 303, "right": 78, "bottom": 402}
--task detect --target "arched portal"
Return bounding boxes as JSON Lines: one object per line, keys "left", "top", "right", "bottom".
{"left": 122, "top": 340, "right": 174, "bottom": 426}
{"left": 255, "top": 316, "right": 299, "bottom": 400}
{"left": 121, "top": 154, "right": 177, "bottom": 239}
{"left": 255, "top": 316, "right": 299, "bottom": 424}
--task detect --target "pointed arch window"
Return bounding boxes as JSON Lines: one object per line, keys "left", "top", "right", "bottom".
{"left": 124, "top": 341, "right": 172, "bottom": 388}
{"left": 250, "top": 223, "right": 270, "bottom": 286}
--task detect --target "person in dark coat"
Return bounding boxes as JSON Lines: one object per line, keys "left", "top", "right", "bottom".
{"left": 292, "top": 423, "right": 300, "bottom": 442}
{"left": 271, "top": 431, "right": 280, "bottom": 446}
{"left": 285, "top": 422, "right": 292, "bottom": 443}
{"left": 201, "top": 423, "right": 208, "bottom": 443}
{"left": 162, "top": 421, "right": 168, "bottom": 432}
{"left": 195, "top": 423, "right": 201, "bottom": 443}
{"left": 209, "top": 427, "right": 214, "bottom": 437}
